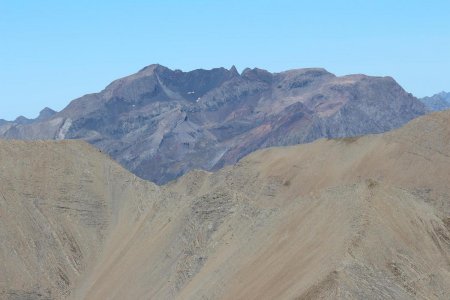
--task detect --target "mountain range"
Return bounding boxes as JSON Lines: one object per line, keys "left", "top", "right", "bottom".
{"left": 0, "top": 65, "right": 426, "bottom": 184}
{"left": 1, "top": 110, "right": 449, "bottom": 299}
{"left": 420, "top": 91, "right": 450, "bottom": 111}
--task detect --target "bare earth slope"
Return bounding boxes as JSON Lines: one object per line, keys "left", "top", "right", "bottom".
{"left": 0, "top": 141, "right": 160, "bottom": 299}
{"left": 2, "top": 111, "right": 450, "bottom": 299}
{"left": 0, "top": 65, "right": 426, "bottom": 184}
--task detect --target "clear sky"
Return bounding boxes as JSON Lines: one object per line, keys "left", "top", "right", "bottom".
{"left": 1, "top": 0, "right": 449, "bottom": 120}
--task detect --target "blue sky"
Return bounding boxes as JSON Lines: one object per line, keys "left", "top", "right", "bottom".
{"left": 1, "top": 0, "right": 449, "bottom": 120}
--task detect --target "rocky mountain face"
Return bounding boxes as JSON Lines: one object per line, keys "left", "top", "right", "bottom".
{"left": 420, "top": 91, "right": 450, "bottom": 111}
{"left": 0, "top": 65, "right": 426, "bottom": 184}
{"left": 1, "top": 111, "right": 450, "bottom": 299}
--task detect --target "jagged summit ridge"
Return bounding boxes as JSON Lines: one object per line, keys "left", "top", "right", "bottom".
{"left": 0, "top": 64, "right": 426, "bottom": 183}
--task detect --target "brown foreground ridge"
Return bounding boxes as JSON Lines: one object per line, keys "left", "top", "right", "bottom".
{"left": 1, "top": 111, "right": 450, "bottom": 299}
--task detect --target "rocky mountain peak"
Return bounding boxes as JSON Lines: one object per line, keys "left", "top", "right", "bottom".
{"left": 420, "top": 91, "right": 450, "bottom": 111}
{"left": 137, "top": 63, "right": 167, "bottom": 75}
{"left": 229, "top": 65, "right": 239, "bottom": 76}
{"left": 14, "top": 115, "right": 33, "bottom": 125}
{"left": 436, "top": 91, "right": 449, "bottom": 97}
{"left": 241, "top": 67, "right": 273, "bottom": 83}
{"left": 37, "top": 107, "right": 57, "bottom": 121}
{"left": 0, "top": 65, "right": 427, "bottom": 184}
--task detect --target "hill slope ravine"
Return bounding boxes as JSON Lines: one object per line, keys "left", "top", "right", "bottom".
{"left": 1, "top": 111, "right": 450, "bottom": 299}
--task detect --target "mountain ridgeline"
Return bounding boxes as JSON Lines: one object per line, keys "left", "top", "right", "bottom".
{"left": 1, "top": 111, "right": 450, "bottom": 299}
{"left": 420, "top": 91, "right": 450, "bottom": 111}
{"left": 0, "top": 65, "right": 426, "bottom": 184}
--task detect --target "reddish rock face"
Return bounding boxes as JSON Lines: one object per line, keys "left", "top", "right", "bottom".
{"left": 0, "top": 64, "right": 426, "bottom": 184}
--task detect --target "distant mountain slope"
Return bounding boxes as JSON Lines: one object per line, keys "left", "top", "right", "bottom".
{"left": 420, "top": 91, "right": 450, "bottom": 111}
{"left": 1, "top": 110, "right": 449, "bottom": 299}
{"left": 0, "top": 107, "right": 57, "bottom": 125}
{"left": 0, "top": 65, "right": 426, "bottom": 184}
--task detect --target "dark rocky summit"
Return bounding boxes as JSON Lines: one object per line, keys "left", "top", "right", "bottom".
{"left": 0, "top": 64, "right": 426, "bottom": 184}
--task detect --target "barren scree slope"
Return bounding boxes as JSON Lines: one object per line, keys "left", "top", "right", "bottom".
{"left": 1, "top": 111, "right": 450, "bottom": 299}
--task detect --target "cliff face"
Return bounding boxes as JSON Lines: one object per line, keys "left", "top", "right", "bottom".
{"left": 0, "top": 65, "right": 426, "bottom": 184}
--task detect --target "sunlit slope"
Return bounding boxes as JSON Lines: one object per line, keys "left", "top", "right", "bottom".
{"left": 0, "top": 141, "right": 159, "bottom": 299}
{"left": 79, "top": 111, "right": 450, "bottom": 299}
{"left": 1, "top": 110, "right": 450, "bottom": 299}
